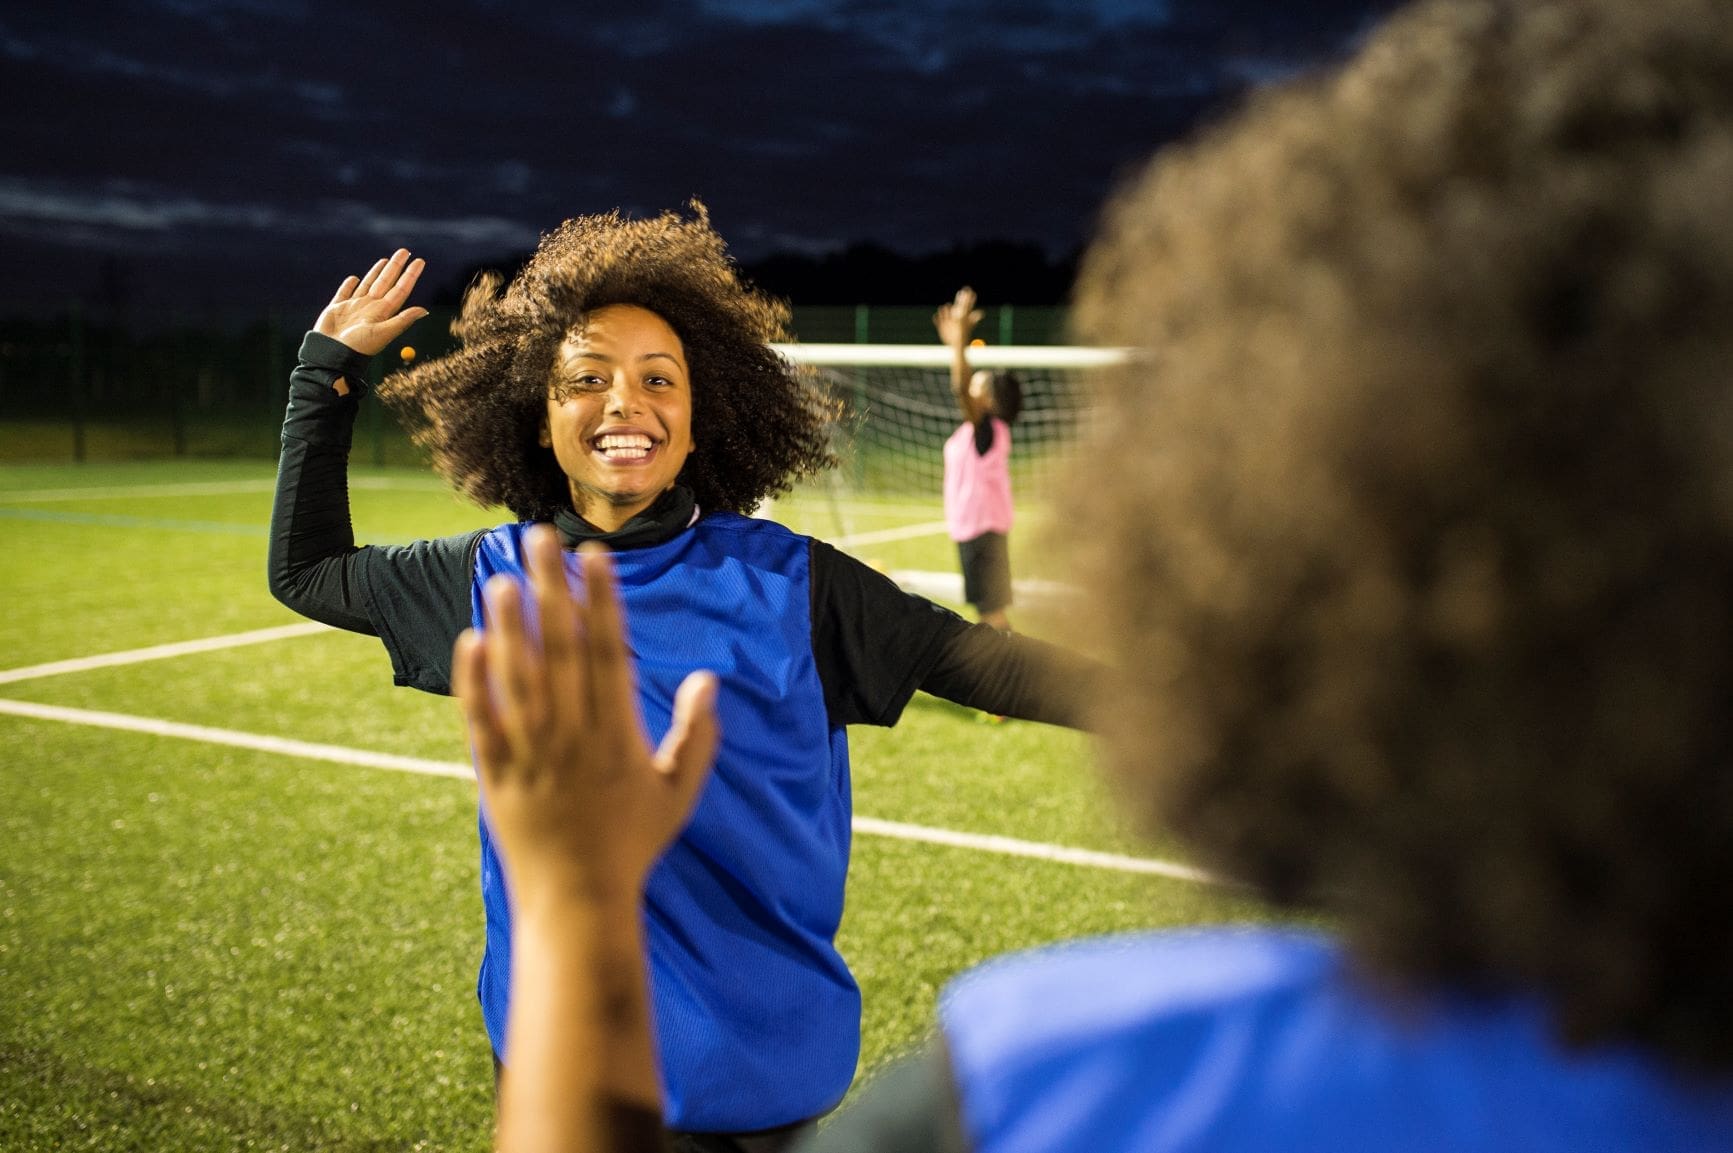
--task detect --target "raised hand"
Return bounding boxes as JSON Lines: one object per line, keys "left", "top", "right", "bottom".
{"left": 314, "top": 248, "right": 430, "bottom": 357}
{"left": 934, "top": 285, "right": 984, "bottom": 348}
{"left": 453, "top": 525, "right": 720, "bottom": 907}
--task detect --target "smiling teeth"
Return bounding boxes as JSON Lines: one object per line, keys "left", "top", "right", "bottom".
{"left": 596, "top": 433, "right": 652, "bottom": 459}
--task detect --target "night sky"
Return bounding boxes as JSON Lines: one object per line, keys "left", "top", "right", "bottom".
{"left": 2, "top": 0, "right": 1404, "bottom": 318}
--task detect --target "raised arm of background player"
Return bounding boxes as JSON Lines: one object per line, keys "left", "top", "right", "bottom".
{"left": 935, "top": 286, "right": 987, "bottom": 424}
{"left": 456, "top": 527, "right": 716, "bottom": 1153}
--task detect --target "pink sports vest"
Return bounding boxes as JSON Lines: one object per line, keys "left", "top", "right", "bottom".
{"left": 944, "top": 418, "right": 1014, "bottom": 541}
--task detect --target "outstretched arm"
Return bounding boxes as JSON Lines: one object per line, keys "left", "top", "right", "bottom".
{"left": 454, "top": 525, "right": 719, "bottom": 1153}
{"left": 934, "top": 287, "right": 986, "bottom": 424}
{"left": 808, "top": 541, "right": 1101, "bottom": 730}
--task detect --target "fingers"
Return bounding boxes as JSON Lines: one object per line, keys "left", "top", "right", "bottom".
{"left": 363, "top": 249, "right": 410, "bottom": 301}
{"left": 525, "top": 525, "right": 585, "bottom": 727}
{"left": 657, "top": 671, "right": 720, "bottom": 819}
{"left": 483, "top": 574, "right": 542, "bottom": 763}
{"left": 379, "top": 306, "right": 431, "bottom": 345}
{"left": 354, "top": 255, "right": 390, "bottom": 296}
{"left": 453, "top": 629, "right": 511, "bottom": 783}
{"left": 355, "top": 248, "right": 416, "bottom": 302}
{"left": 577, "top": 543, "right": 638, "bottom": 729}
{"left": 382, "top": 256, "right": 426, "bottom": 309}
{"left": 329, "top": 275, "right": 360, "bottom": 307}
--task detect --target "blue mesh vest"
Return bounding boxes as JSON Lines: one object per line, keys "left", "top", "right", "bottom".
{"left": 472, "top": 514, "right": 858, "bottom": 1131}
{"left": 941, "top": 929, "right": 1733, "bottom": 1153}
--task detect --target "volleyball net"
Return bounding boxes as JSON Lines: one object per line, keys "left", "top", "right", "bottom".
{"left": 774, "top": 343, "right": 1127, "bottom": 505}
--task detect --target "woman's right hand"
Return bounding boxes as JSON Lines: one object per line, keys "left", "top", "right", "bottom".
{"left": 314, "top": 248, "right": 430, "bottom": 356}
{"left": 454, "top": 528, "right": 720, "bottom": 908}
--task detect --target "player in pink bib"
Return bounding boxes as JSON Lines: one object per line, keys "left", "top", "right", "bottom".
{"left": 935, "top": 287, "right": 1023, "bottom": 632}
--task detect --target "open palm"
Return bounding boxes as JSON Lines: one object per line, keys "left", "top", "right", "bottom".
{"left": 314, "top": 248, "right": 430, "bottom": 356}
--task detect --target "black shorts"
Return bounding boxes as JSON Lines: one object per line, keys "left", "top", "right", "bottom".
{"left": 956, "top": 531, "right": 1012, "bottom": 614}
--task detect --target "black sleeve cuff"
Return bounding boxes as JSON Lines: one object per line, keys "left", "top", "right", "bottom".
{"left": 281, "top": 332, "right": 376, "bottom": 450}
{"left": 296, "top": 330, "right": 377, "bottom": 387}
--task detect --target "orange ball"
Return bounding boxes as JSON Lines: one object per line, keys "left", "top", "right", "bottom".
{"left": 399, "top": 346, "right": 417, "bottom": 362}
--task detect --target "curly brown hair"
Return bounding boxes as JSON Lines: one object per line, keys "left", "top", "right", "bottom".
{"left": 377, "top": 203, "right": 835, "bottom": 520}
{"left": 1065, "top": 0, "right": 1733, "bottom": 1068}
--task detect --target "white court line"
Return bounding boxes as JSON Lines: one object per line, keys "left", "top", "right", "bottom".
{"left": 0, "top": 697, "right": 1219, "bottom": 884}
{"left": 0, "top": 699, "right": 470, "bottom": 778}
{"left": 0, "top": 479, "right": 282, "bottom": 503}
{"left": 0, "top": 476, "right": 442, "bottom": 503}
{"left": 349, "top": 477, "right": 452, "bottom": 492}
{"left": 831, "top": 520, "right": 949, "bottom": 548}
{"left": 0, "top": 622, "right": 332, "bottom": 686}
{"left": 888, "top": 570, "right": 1077, "bottom": 605}
{"left": 852, "top": 817, "right": 1220, "bottom": 884}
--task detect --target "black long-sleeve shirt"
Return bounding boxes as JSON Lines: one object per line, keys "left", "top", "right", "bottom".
{"left": 269, "top": 331, "right": 1095, "bottom": 729}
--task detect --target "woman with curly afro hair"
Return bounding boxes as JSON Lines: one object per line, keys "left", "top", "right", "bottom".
{"left": 267, "top": 204, "right": 1095, "bottom": 1149}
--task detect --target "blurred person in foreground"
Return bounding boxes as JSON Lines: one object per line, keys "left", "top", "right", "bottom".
{"left": 474, "top": 0, "right": 1733, "bottom": 1148}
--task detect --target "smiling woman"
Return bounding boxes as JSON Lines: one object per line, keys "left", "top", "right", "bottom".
{"left": 264, "top": 202, "right": 1102, "bottom": 1150}
{"left": 375, "top": 203, "right": 833, "bottom": 523}
{"left": 540, "top": 305, "right": 696, "bottom": 530}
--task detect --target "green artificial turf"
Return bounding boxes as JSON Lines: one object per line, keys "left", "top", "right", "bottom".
{"left": 0, "top": 461, "right": 1271, "bottom": 1151}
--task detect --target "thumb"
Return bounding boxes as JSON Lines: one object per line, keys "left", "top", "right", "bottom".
{"left": 655, "top": 671, "right": 720, "bottom": 820}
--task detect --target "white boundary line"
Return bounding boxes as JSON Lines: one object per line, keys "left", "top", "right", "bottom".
{"left": 0, "top": 476, "right": 445, "bottom": 504}
{"left": 0, "top": 698, "right": 1219, "bottom": 884}
{"left": 832, "top": 520, "right": 949, "bottom": 547}
{"left": 0, "top": 699, "right": 471, "bottom": 778}
{"left": 0, "top": 623, "right": 333, "bottom": 685}
{"left": 887, "top": 569, "right": 1076, "bottom": 605}
{"left": 852, "top": 817, "right": 1219, "bottom": 884}
{"left": 0, "top": 480, "right": 282, "bottom": 503}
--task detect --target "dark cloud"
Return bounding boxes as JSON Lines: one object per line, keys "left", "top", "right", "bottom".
{"left": 0, "top": 0, "right": 1404, "bottom": 315}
